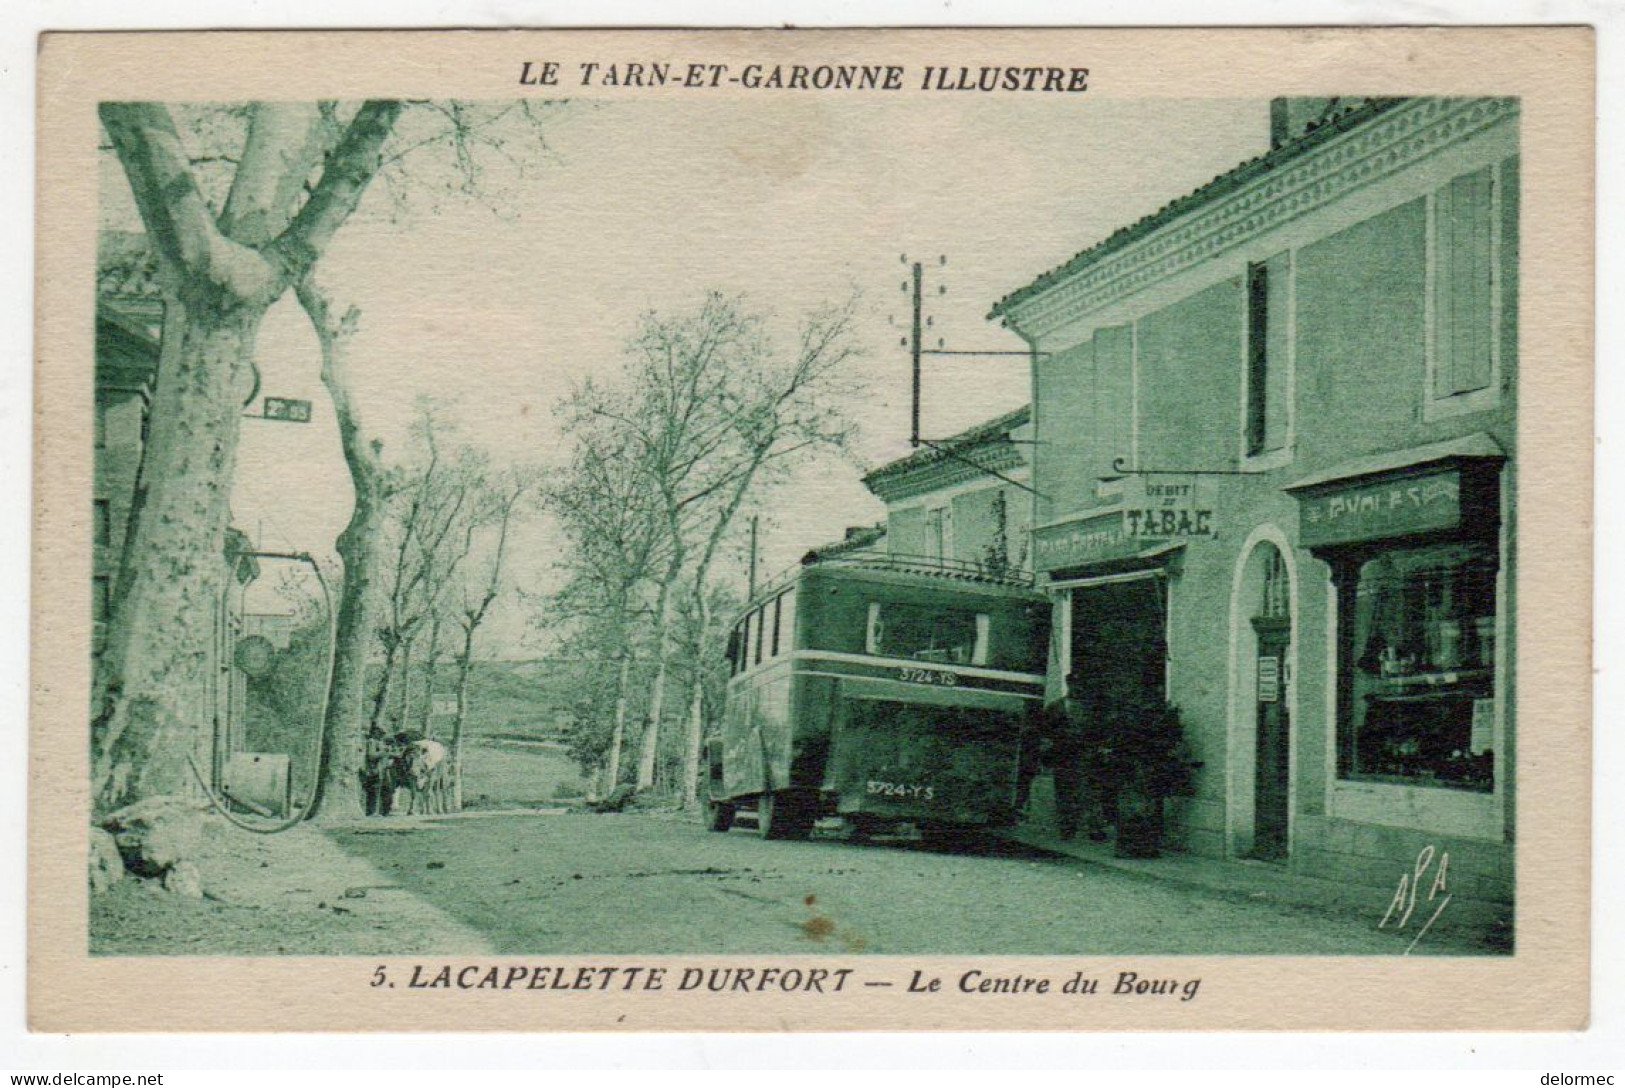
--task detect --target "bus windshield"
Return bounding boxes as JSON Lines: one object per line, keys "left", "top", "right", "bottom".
{"left": 866, "top": 601, "right": 989, "bottom": 665}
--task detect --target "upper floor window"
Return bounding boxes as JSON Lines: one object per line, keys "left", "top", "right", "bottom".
{"left": 925, "top": 506, "right": 948, "bottom": 560}
{"left": 1245, "top": 254, "right": 1291, "bottom": 458}
{"left": 1428, "top": 164, "right": 1504, "bottom": 417}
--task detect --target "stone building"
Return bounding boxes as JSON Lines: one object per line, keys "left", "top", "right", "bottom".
{"left": 862, "top": 404, "right": 1034, "bottom": 575}
{"left": 991, "top": 98, "right": 1517, "bottom": 905}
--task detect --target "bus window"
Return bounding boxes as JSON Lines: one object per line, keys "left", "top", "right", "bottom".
{"left": 753, "top": 606, "right": 765, "bottom": 666}
{"left": 778, "top": 589, "right": 797, "bottom": 656}
{"left": 743, "top": 611, "right": 756, "bottom": 672}
{"left": 865, "top": 601, "right": 989, "bottom": 665}
{"left": 770, "top": 595, "right": 782, "bottom": 657}
{"left": 726, "top": 626, "right": 742, "bottom": 674}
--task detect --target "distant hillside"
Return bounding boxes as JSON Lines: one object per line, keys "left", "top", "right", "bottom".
{"left": 368, "top": 658, "right": 598, "bottom": 742}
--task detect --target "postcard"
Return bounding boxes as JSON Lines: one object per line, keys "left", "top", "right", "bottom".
{"left": 31, "top": 26, "right": 1593, "bottom": 1031}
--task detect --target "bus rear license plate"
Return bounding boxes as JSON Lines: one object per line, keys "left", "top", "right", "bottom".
{"left": 898, "top": 667, "right": 957, "bottom": 686}
{"left": 867, "top": 780, "right": 935, "bottom": 801}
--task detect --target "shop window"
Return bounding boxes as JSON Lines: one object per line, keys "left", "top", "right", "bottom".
{"left": 1245, "top": 255, "right": 1290, "bottom": 458}
{"left": 1340, "top": 541, "right": 1497, "bottom": 792}
{"left": 93, "top": 499, "right": 111, "bottom": 546}
{"left": 866, "top": 601, "right": 988, "bottom": 666}
{"left": 1429, "top": 166, "right": 1499, "bottom": 411}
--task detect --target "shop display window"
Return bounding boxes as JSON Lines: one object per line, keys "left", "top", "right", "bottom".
{"left": 1341, "top": 540, "right": 1497, "bottom": 791}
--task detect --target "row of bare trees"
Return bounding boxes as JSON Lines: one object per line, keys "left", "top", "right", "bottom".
{"left": 543, "top": 291, "right": 864, "bottom": 805}
{"left": 92, "top": 95, "right": 862, "bottom": 855}
{"left": 364, "top": 408, "right": 528, "bottom": 811}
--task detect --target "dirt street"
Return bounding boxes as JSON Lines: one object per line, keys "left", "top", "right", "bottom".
{"left": 319, "top": 811, "right": 1489, "bottom": 957}
{"left": 91, "top": 809, "right": 1498, "bottom": 957}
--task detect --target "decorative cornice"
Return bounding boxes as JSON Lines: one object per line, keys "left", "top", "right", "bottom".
{"left": 868, "top": 446, "right": 1027, "bottom": 503}
{"left": 998, "top": 97, "right": 1518, "bottom": 340}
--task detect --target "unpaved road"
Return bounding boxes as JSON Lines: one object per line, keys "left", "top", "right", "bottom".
{"left": 320, "top": 811, "right": 1493, "bottom": 957}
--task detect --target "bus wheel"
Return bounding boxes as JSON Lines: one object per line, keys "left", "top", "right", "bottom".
{"left": 759, "top": 791, "right": 814, "bottom": 841}
{"left": 707, "top": 800, "right": 736, "bottom": 833}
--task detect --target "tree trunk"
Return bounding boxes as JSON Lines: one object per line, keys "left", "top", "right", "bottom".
{"left": 606, "top": 650, "right": 632, "bottom": 790}
{"left": 92, "top": 307, "right": 264, "bottom": 815}
{"left": 397, "top": 633, "right": 416, "bottom": 729}
{"left": 681, "top": 589, "right": 713, "bottom": 808}
{"left": 368, "top": 634, "right": 400, "bottom": 731}
{"left": 422, "top": 613, "right": 442, "bottom": 736}
{"left": 450, "top": 630, "right": 476, "bottom": 812}
{"left": 682, "top": 677, "right": 705, "bottom": 809}
{"left": 636, "top": 579, "right": 676, "bottom": 790}
{"left": 299, "top": 276, "right": 385, "bottom": 821}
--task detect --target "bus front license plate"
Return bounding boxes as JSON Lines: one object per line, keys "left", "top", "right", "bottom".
{"left": 898, "top": 667, "right": 956, "bottom": 686}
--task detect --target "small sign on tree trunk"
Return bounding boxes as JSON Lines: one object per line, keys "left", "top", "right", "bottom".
{"left": 261, "top": 397, "right": 312, "bottom": 423}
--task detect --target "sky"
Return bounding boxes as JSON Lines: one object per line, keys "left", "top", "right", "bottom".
{"left": 103, "top": 96, "right": 1267, "bottom": 653}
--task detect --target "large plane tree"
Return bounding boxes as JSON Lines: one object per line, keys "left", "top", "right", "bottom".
{"left": 93, "top": 102, "right": 402, "bottom": 817}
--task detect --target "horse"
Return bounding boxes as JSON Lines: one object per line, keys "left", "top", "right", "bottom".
{"left": 398, "top": 738, "right": 452, "bottom": 815}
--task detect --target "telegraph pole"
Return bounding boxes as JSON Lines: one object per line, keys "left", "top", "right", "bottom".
{"left": 910, "top": 260, "right": 923, "bottom": 449}
{"left": 894, "top": 251, "right": 1049, "bottom": 500}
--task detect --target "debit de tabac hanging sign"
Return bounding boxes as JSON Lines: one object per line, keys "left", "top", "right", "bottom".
{"left": 1032, "top": 475, "right": 1219, "bottom": 574}
{"left": 1122, "top": 475, "right": 1218, "bottom": 541}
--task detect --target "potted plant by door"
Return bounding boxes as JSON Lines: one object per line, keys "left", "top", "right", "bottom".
{"left": 1107, "top": 702, "right": 1194, "bottom": 859}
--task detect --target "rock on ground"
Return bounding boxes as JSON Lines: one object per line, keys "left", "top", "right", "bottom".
{"left": 90, "top": 816, "right": 494, "bottom": 956}
{"left": 105, "top": 796, "right": 205, "bottom": 879}
{"left": 88, "top": 827, "right": 125, "bottom": 894}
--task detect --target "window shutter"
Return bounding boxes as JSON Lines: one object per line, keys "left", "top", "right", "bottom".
{"left": 886, "top": 506, "right": 926, "bottom": 557}
{"left": 1435, "top": 167, "right": 1495, "bottom": 397}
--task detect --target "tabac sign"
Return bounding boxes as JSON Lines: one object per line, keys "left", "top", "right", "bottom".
{"left": 1122, "top": 475, "right": 1218, "bottom": 541}
{"left": 1296, "top": 466, "right": 1463, "bottom": 548}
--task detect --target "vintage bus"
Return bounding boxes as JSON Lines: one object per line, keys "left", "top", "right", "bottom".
{"left": 706, "top": 555, "right": 1050, "bottom": 841}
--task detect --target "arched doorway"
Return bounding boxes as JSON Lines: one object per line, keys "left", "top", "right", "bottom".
{"left": 1228, "top": 533, "right": 1297, "bottom": 860}
{"left": 1249, "top": 545, "right": 1292, "bottom": 859}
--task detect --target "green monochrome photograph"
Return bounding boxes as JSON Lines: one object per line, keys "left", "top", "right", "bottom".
{"left": 47, "top": 29, "right": 1586, "bottom": 1006}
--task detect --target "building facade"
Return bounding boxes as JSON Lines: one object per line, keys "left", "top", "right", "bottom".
{"left": 992, "top": 98, "right": 1517, "bottom": 904}
{"left": 862, "top": 405, "right": 1034, "bottom": 575}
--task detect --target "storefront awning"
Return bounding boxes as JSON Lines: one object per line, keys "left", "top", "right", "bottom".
{"left": 1033, "top": 506, "right": 1186, "bottom": 578}
{"left": 1283, "top": 433, "right": 1506, "bottom": 494}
